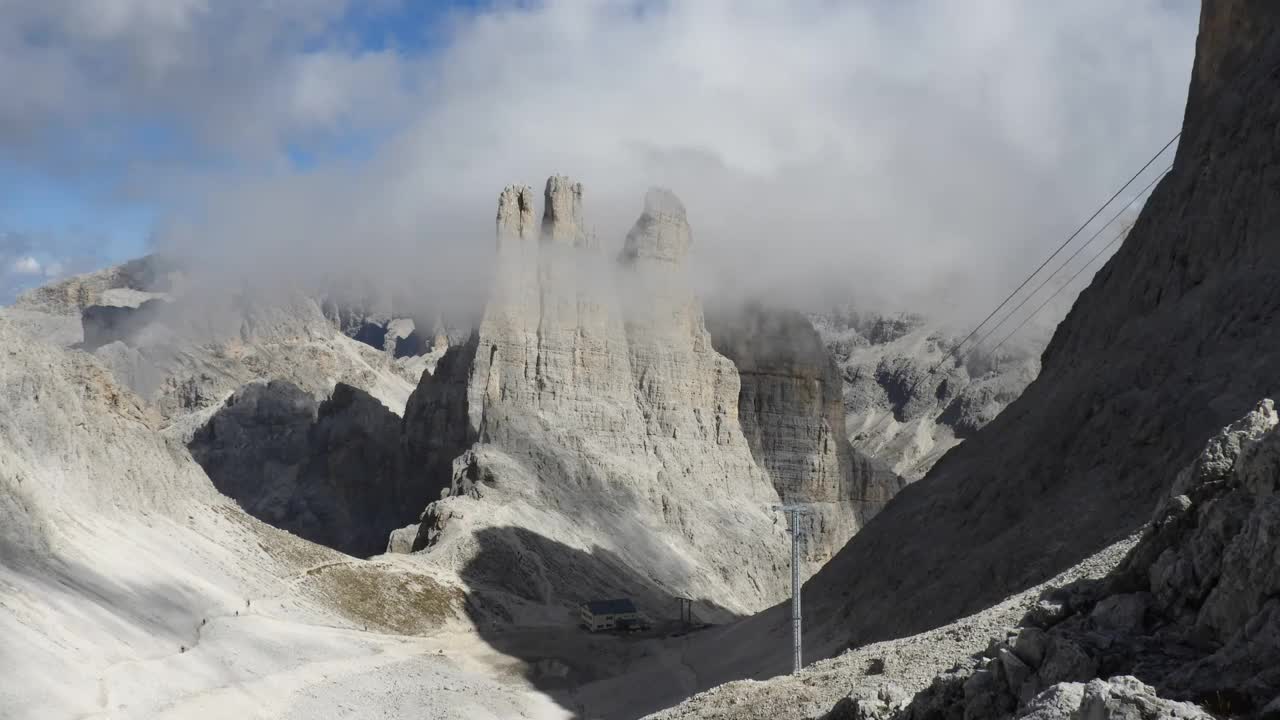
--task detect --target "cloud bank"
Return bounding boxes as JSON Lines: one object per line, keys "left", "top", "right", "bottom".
{"left": 0, "top": 0, "right": 1199, "bottom": 329}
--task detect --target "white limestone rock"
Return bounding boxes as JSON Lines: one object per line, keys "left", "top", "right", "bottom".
{"left": 404, "top": 177, "right": 791, "bottom": 618}
{"left": 810, "top": 309, "right": 1041, "bottom": 481}
{"left": 708, "top": 303, "right": 906, "bottom": 566}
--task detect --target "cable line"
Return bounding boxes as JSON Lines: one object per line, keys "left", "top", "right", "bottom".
{"left": 955, "top": 164, "right": 1173, "bottom": 366}
{"left": 928, "top": 132, "right": 1180, "bottom": 375}
{"left": 987, "top": 222, "right": 1132, "bottom": 356}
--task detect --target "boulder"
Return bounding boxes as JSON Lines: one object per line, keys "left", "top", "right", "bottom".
{"left": 1077, "top": 677, "right": 1211, "bottom": 720}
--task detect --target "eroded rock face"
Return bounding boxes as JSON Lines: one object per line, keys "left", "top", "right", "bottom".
{"left": 708, "top": 303, "right": 905, "bottom": 564}
{"left": 81, "top": 298, "right": 169, "bottom": 350}
{"left": 895, "top": 401, "right": 1280, "bottom": 719}
{"left": 403, "top": 178, "right": 791, "bottom": 618}
{"left": 189, "top": 380, "right": 422, "bottom": 557}
{"left": 188, "top": 380, "right": 317, "bottom": 500}
{"left": 810, "top": 309, "right": 1040, "bottom": 481}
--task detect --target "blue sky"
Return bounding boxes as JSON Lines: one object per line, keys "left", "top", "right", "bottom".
{"left": 0, "top": 0, "right": 481, "bottom": 301}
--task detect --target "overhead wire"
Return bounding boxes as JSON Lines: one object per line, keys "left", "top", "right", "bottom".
{"left": 986, "top": 213, "right": 1140, "bottom": 357}
{"left": 927, "top": 131, "right": 1181, "bottom": 376}
{"left": 953, "top": 163, "right": 1173, "bottom": 367}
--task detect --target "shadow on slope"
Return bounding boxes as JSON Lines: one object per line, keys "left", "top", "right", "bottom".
{"left": 189, "top": 380, "right": 444, "bottom": 558}
{"left": 458, "top": 525, "right": 743, "bottom": 720}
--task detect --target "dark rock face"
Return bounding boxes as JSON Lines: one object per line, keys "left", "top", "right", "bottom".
{"left": 802, "top": 0, "right": 1280, "bottom": 657}
{"left": 81, "top": 298, "right": 169, "bottom": 350}
{"left": 402, "top": 334, "right": 480, "bottom": 534}
{"left": 189, "top": 380, "right": 433, "bottom": 557}
{"left": 291, "top": 384, "right": 411, "bottom": 556}
{"left": 708, "top": 303, "right": 905, "bottom": 562}
{"left": 187, "top": 380, "right": 316, "bottom": 502}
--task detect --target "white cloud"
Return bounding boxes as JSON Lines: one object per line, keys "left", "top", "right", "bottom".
{"left": 0, "top": 0, "right": 1202, "bottom": 328}
{"left": 10, "top": 256, "right": 42, "bottom": 275}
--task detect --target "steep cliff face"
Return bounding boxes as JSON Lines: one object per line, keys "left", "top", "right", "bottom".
{"left": 792, "top": 0, "right": 1280, "bottom": 659}
{"left": 708, "top": 304, "right": 905, "bottom": 564}
{"left": 404, "top": 178, "right": 792, "bottom": 618}
{"left": 615, "top": 190, "right": 775, "bottom": 537}
{"left": 188, "top": 380, "right": 416, "bottom": 557}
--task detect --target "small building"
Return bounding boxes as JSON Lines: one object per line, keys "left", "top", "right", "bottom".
{"left": 580, "top": 598, "right": 641, "bottom": 632}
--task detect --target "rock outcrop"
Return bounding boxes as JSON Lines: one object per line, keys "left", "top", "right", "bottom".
{"left": 810, "top": 309, "right": 1040, "bottom": 481}
{"left": 13, "top": 254, "right": 179, "bottom": 317}
{"left": 643, "top": 535, "right": 1139, "bottom": 720}
{"left": 402, "top": 178, "right": 794, "bottom": 618}
{"left": 188, "top": 380, "right": 317, "bottom": 505}
{"left": 188, "top": 380, "right": 424, "bottom": 557}
{"left": 651, "top": 402, "right": 1280, "bottom": 719}
{"left": 76, "top": 289, "right": 420, "bottom": 424}
{"left": 894, "top": 400, "right": 1280, "bottom": 719}
{"left": 708, "top": 303, "right": 905, "bottom": 563}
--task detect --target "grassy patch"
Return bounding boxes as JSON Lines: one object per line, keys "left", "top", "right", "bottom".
{"left": 304, "top": 564, "right": 463, "bottom": 635}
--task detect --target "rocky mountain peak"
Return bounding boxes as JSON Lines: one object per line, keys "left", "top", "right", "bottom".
{"left": 619, "top": 187, "right": 692, "bottom": 266}
{"left": 540, "top": 175, "right": 587, "bottom": 247}
{"left": 395, "top": 175, "right": 901, "bottom": 618}
{"left": 496, "top": 184, "right": 537, "bottom": 243}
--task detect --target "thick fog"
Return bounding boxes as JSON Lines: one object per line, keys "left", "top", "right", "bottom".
{"left": 1, "top": 0, "right": 1198, "bottom": 329}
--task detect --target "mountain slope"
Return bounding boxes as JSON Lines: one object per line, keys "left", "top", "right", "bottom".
{"left": 707, "top": 303, "right": 906, "bottom": 565}
{"left": 797, "top": 0, "right": 1280, "bottom": 653}
{"left": 811, "top": 309, "right": 1041, "bottom": 481}
{"left": 0, "top": 314, "right": 569, "bottom": 720}
{"left": 794, "top": 0, "right": 1280, "bottom": 657}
